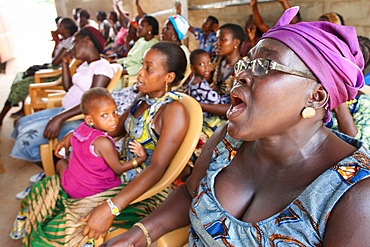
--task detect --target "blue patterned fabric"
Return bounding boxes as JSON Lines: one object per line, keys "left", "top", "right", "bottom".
{"left": 189, "top": 131, "right": 370, "bottom": 246}
{"left": 193, "top": 27, "right": 217, "bottom": 54}
{"left": 326, "top": 94, "right": 370, "bottom": 149}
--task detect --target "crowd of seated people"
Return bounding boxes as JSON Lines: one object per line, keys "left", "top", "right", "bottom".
{"left": 5, "top": 1, "right": 370, "bottom": 246}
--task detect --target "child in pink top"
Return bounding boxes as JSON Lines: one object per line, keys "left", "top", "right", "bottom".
{"left": 55, "top": 87, "right": 147, "bottom": 199}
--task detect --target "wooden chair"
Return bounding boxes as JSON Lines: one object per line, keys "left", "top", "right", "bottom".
{"left": 122, "top": 74, "right": 137, "bottom": 88}
{"left": 23, "top": 59, "right": 81, "bottom": 115}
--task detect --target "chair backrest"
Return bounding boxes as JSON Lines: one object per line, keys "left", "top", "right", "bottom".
{"left": 122, "top": 74, "right": 137, "bottom": 88}
{"left": 106, "top": 63, "right": 123, "bottom": 92}
{"left": 33, "top": 58, "right": 80, "bottom": 83}
{"left": 130, "top": 92, "right": 203, "bottom": 204}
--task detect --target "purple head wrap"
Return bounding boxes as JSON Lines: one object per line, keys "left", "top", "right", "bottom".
{"left": 261, "top": 7, "right": 364, "bottom": 121}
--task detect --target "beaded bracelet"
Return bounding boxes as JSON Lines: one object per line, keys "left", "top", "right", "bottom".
{"left": 133, "top": 222, "right": 151, "bottom": 246}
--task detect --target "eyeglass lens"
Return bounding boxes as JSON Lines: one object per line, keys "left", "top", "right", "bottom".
{"left": 234, "top": 59, "right": 269, "bottom": 76}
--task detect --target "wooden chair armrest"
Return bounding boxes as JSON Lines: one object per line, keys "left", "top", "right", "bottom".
{"left": 29, "top": 79, "right": 62, "bottom": 89}
{"left": 41, "top": 113, "right": 84, "bottom": 176}
{"left": 94, "top": 226, "right": 189, "bottom": 247}
{"left": 156, "top": 226, "right": 189, "bottom": 247}
{"left": 34, "top": 68, "right": 62, "bottom": 83}
{"left": 46, "top": 92, "right": 66, "bottom": 108}
{"left": 40, "top": 139, "right": 59, "bottom": 176}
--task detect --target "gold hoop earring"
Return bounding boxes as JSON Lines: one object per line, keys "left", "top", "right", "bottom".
{"left": 165, "top": 83, "right": 168, "bottom": 92}
{"left": 301, "top": 107, "right": 316, "bottom": 119}
{"left": 172, "top": 35, "right": 177, "bottom": 41}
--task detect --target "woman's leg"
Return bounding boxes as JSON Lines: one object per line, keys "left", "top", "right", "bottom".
{"left": 10, "top": 108, "right": 64, "bottom": 162}
{"left": 0, "top": 104, "right": 13, "bottom": 126}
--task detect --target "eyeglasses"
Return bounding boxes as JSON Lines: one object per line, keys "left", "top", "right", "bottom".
{"left": 234, "top": 58, "right": 317, "bottom": 81}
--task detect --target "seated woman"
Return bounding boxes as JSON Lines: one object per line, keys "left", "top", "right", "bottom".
{"left": 188, "top": 23, "right": 244, "bottom": 167}
{"left": 10, "top": 26, "right": 114, "bottom": 164}
{"left": 0, "top": 17, "right": 77, "bottom": 125}
{"left": 112, "top": 14, "right": 187, "bottom": 115}
{"left": 103, "top": 1, "right": 131, "bottom": 59}
{"left": 100, "top": 7, "right": 370, "bottom": 247}
{"left": 13, "top": 41, "right": 189, "bottom": 246}
{"left": 160, "top": 14, "right": 191, "bottom": 92}
{"left": 96, "top": 10, "right": 111, "bottom": 43}
{"left": 116, "top": 15, "right": 159, "bottom": 76}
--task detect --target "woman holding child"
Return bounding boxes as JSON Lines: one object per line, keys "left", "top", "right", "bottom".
{"left": 12, "top": 41, "right": 190, "bottom": 246}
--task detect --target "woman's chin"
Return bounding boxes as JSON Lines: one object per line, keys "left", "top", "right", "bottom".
{"left": 227, "top": 121, "right": 243, "bottom": 139}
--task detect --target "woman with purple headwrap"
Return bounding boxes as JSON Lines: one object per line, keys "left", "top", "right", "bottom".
{"left": 100, "top": 7, "right": 370, "bottom": 247}
{"left": 325, "top": 36, "right": 370, "bottom": 150}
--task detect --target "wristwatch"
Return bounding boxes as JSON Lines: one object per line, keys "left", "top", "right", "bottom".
{"left": 107, "top": 198, "right": 120, "bottom": 216}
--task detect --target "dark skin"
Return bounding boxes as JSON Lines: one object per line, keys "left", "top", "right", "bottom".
{"left": 119, "top": 18, "right": 155, "bottom": 75}
{"left": 100, "top": 39, "right": 370, "bottom": 246}
{"left": 43, "top": 35, "right": 111, "bottom": 139}
{"left": 55, "top": 98, "right": 147, "bottom": 175}
{"left": 51, "top": 21, "right": 75, "bottom": 66}
{"left": 202, "top": 27, "right": 241, "bottom": 117}
{"left": 332, "top": 102, "right": 358, "bottom": 137}
{"left": 160, "top": 20, "right": 181, "bottom": 46}
{"left": 250, "top": 0, "right": 300, "bottom": 33}
{"left": 55, "top": 48, "right": 190, "bottom": 240}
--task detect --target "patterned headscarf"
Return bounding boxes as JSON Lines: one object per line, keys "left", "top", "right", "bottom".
{"left": 261, "top": 7, "right": 364, "bottom": 121}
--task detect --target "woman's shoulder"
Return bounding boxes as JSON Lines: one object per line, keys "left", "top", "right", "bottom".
{"left": 160, "top": 97, "right": 186, "bottom": 116}
{"left": 89, "top": 58, "right": 115, "bottom": 77}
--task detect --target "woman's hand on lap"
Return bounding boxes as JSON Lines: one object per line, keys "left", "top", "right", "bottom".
{"left": 82, "top": 202, "right": 115, "bottom": 239}
{"left": 44, "top": 117, "right": 64, "bottom": 139}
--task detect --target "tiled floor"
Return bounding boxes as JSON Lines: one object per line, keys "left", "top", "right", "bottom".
{"left": 0, "top": 2, "right": 56, "bottom": 246}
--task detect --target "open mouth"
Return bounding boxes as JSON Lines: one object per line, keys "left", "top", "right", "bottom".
{"left": 136, "top": 80, "right": 143, "bottom": 86}
{"left": 227, "top": 92, "right": 246, "bottom": 119}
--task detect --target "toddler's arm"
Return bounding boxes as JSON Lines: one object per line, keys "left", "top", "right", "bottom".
{"left": 95, "top": 137, "right": 147, "bottom": 174}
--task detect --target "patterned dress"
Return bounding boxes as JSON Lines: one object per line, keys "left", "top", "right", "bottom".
{"left": 11, "top": 92, "right": 181, "bottom": 246}
{"left": 187, "top": 78, "right": 221, "bottom": 117}
{"left": 189, "top": 57, "right": 236, "bottom": 167}
{"left": 326, "top": 94, "right": 370, "bottom": 149}
{"left": 193, "top": 28, "right": 217, "bottom": 54}
{"left": 189, "top": 131, "right": 370, "bottom": 246}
